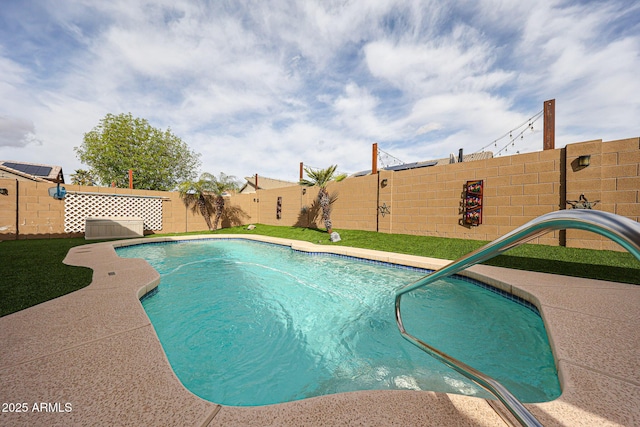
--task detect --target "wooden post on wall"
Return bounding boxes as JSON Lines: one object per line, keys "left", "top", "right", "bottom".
{"left": 372, "top": 143, "right": 378, "bottom": 175}
{"left": 299, "top": 162, "right": 304, "bottom": 180}
{"left": 128, "top": 169, "right": 133, "bottom": 189}
{"left": 543, "top": 99, "right": 555, "bottom": 150}
{"left": 255, "top": 173, "right": 259, "bottom": 190}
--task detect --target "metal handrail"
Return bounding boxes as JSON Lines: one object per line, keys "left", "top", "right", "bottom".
{"left": 395, "top": 210, "right": 640, "bottom": 427}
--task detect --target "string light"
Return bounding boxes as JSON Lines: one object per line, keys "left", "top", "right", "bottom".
{"left": 494, "top": 112, "right": 543, "bottom": 157}
{"left": 377, "top": 148, "right": 405, "bottom": 169}
{"left": 351, "top": 107, "right": 544, "bottom": 174}
{"left": 476, "top": 109, "right": 544, "bottom": 154}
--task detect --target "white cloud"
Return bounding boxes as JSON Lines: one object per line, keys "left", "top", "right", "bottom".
{"left": 512, "top": 1, "right": 640, "bottom": 145}
{"left": 416, "top": 123, "right": 442, "bottom": 135}
{"left": 0, "top": 116, "right": 41, "bottom": 148}
{"left": 364, "top": 23, "right": 513, "bottom": 94}
{"left": 0, "top": 0, "right": 638, "bottom": 182}
{"left": 332, "top": 83, "right": 383, "bottom": 137}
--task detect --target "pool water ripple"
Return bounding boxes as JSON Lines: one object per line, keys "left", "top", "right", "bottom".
{"left": 117, "top": 239, "right": 560, "bottom": 406}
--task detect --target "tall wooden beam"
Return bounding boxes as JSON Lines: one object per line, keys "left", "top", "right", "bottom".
{"left": 543, "top": 99, "right": 555, "bottom": 150}
{"left": 372, "top": 143, "right": 378, "bottom": 175}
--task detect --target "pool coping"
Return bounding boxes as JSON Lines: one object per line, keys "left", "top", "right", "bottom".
{"left": 1, "top": 234, "right": 638, "bottom": 426}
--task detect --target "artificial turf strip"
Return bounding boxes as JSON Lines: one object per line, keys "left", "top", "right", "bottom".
{"left": 1, "top": 226, "right": 638, "bottom": 317}
{"left": 0, "top": 238, "right": 94, "bottom": 317}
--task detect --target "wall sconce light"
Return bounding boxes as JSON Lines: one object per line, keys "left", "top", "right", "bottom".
{"left": 380, "top": 179, "right": 388, "bottom": 188}
{"left": 0, "top": 188, "right": 8, "bottom": 196}
{"left": 577, "top": 155, "right": 591, "bottom": 167}
{"left": 302, "top": 188, "right": 306, "bottom": 195}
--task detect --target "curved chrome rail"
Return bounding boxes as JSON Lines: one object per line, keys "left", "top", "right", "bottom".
{"left": 395, "top": 210, "right": 640, "bottom": 427}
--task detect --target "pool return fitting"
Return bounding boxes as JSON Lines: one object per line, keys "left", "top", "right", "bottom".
{"left": 395, "top": 210, "right": 640, "bottom": 427}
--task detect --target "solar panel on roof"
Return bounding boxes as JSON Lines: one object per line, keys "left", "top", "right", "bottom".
{"left": 3, "top": 162, "right": 53, "bottom": 177}
{"left": 349, "top": 160, "right": 439, "bottom": 177}
{"left": 383, "top": 161, "right": 437, "bottom": 171}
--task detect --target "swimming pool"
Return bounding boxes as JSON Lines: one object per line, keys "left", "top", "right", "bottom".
{"left": 117, "top": 239, "right": 560, "bottom": 406}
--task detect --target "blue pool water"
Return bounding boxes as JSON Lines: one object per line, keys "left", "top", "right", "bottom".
{"left": 117, "top": 239, "right": 560, "bottom": 406}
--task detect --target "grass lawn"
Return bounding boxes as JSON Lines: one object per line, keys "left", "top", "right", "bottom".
{"left": 0, "top": 238, "right": 95, "bottom": 317}
{"left": 1, "top": 225, "right": 638, "bottom": 317}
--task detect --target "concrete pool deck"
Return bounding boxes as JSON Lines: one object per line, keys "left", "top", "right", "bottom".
{"left": 1, "top": 234, "right": 638, "bottom": 426}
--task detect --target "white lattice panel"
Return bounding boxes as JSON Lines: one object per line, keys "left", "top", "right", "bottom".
{"left": 64, "top": 193, "right": 163, "bottom": 232}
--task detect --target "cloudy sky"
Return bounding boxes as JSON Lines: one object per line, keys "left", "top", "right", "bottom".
{"left": 1, "top": 0, "right": 638, "bottom": 183}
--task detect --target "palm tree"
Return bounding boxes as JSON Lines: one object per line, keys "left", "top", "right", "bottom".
{"left": 178, "top": 173, "right": 217, "bottom": 231}
{"left": 210, "top": 172, "right": 240, "bottom": 231}
{"left": 299, "top": 165, "right": 347, "bottom": 233}
{"left": 70, "top": 169, "right": 96, "bottom": 186}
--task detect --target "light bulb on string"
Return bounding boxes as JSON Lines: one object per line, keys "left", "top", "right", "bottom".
{"left": 474, "top": 108, "right": 543, "bottom": 155}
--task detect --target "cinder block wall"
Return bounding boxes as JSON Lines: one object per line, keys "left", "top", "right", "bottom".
{"left": 383, "top": 148, "right": 563, "bottom": 245}
{"left": 328, "top": 173, "right": 379, "bottom": 232}
{"left": 565, "top": 137, "right": 640, "bottom": 250}
{"left": 220, "top": 193, "right": 253, "bottom": 229}
{"left": 253, "top": 137, "right": 634, "bottom": 250}
{"left": 25, "top": 182, "right": 67, "bottom": 237}
{"left": 252, "top": 184, "right": 311, "bottom": 227}
{"left": 0, "top": 179, "right": 18, "bottom": 236}
{"left": 251, "top": 173, "right": 380, "bottom": 232}
{"left": 1, "top": 137, "right": 637, "bottom": 251}
{"left": 0, "top": 182, "right": 212, "bottom": 239}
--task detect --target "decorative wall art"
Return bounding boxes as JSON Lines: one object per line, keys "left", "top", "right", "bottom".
{"left": 276, "top": 196, "right": 282, "bottom": 219}
{"left": 378, "top": 203, "right": 391, "bottom": 217}
{"left": 566, "top": 194, "right": 600, "bottom": 209}
{"left": 463, "top": 180, "right": 483, "bottom": 226}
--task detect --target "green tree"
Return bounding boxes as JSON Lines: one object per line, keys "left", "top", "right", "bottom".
{"left": 178, "top": 172, "right": 240, "bottom": 231}
{"left": 70, "top": 169, "right": 96, "bottom": 186}
{"left": 299, "top": 165, "right": 347, "bottom": 233}
{"left": 75, "top": 113, "right": 200, "bottom": 190}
